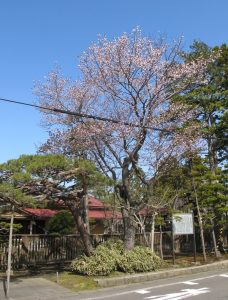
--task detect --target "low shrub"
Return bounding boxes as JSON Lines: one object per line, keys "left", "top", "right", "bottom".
{"left": 71, "top": 240, "right": 162, "bottom": 276}
{"left": 71, "top": 240, "right": 123, "bottom": 276}
{"left": 71, "top": 252, "right": 115, "bottom": 276}
{"left": 117, "top": 246, "right": 163, "bottom": 273}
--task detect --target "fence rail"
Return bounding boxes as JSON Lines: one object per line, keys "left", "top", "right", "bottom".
{"left": 0, "top": 232, "right": 172, "bottom": 270}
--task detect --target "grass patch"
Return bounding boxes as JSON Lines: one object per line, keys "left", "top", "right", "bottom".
{"left": 44, "top": 271, "right": 98, "bottom": 292}
{"left": 164, "top": 253, "right": 228, "bottom": 268}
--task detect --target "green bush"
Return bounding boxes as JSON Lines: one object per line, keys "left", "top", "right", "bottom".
{"left": 118, "top": 246, "right": 163, "bottom": 273}
{"left": 71, "top": 240, "right": 123, "bottom": 276}
{"left": 71, "top": 240, "right": 162, "bottom": 276}
{"left": 47, "top": 211, "right": 74, "bottom": 235}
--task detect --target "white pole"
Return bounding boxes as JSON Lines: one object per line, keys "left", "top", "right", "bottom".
{"left": 6, "top": 205, "right": 14, "bottom": 299}
{"left": 150, "top": 213, "right": 155, "bottom": 252}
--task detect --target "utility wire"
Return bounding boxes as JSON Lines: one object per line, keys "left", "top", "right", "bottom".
{"left": 0, "top": 97, "right": 170, "bottom": 132}
{"left": 0, "top": 97, "right": 227, "bottom": 140}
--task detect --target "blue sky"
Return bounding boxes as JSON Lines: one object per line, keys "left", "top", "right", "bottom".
{"left": 0, "top": 0, "right": 227, "bottom": 163}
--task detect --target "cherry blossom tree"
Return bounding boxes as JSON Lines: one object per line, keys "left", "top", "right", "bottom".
{"left": 35, "top": 28, "right": 212, "bottom": 250}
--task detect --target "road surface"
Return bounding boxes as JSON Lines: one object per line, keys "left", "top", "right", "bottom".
{"left": 72, "top": 269, "right": 228, "bottom": 300}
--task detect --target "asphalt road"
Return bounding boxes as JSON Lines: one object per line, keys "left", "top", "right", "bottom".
{"left": 0, "top": 268, "right": 227, "bottom": 300}
{"left": 72, "top": 269, "right": 228, "bottom": 300}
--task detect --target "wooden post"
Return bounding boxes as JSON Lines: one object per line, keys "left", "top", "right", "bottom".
{"left": 6, "top": 205, "right": 14, "bottom": 299}
{"left": 192, "top": 212, "right": 197, "bottom": 263}
{"left": 159, "top": 225, "right": 163, "bottom": 260}
{"left": 29, "top": 220, "right": 33, "bottom": 235}
{"left": 171, "top": 216, "right": 175, "bottom": 265}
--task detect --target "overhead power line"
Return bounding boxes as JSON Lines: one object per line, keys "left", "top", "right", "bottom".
{"left": 0, "top": 97, "right": 227, "bottom": 140}
{"left": 0, "top": 97, "right": 170, "bottom": 133}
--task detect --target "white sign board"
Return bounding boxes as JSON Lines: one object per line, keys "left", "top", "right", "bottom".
{"left": 172, "top": 213, "right": 194, "bottom": 235}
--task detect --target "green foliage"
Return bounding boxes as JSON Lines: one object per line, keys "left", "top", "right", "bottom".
{"left": 71, "top": 240, "right": 124, "bottom": 276}
{"left": 11, "top": 172, "right": 32, "bottom": 184}
{"left": 118, "top": 246, "right": 163, "bottom": 273}
{"left": 2, "top": 154, "right": 69, "bottom": 172}
{"left": 71, "top": 159, "right": 113, "bottom": 194}
{"left": 0, "top": 154, "right": 69, "bottom": 184}
{"left": 183, "top": 42, "right": 228, "bottom": 164}
{"left": 71, "top": 241, "right": 162, "bottom": 276}
{"left": 25, "top": 154, "right": 69, "bottom": 174}
{"left": 0, "top": 154, "right": 111, "bottom": 193}
{"left": 0, "top": 154, "right": 111, "bottom": 211}
{"left": 0, "top": 222, "right": 22, "bottom": 233}
{"left": 0, "top": 183, "right": 34, "bottom": 207}
{"left": 190, "top": 156, "right": 228, "bottom": 227}
{"left": 47, "top": 211, "right": 75, "bottom": 235}
{"left": 0, "top": 154, "right": 113, "bottom": 256}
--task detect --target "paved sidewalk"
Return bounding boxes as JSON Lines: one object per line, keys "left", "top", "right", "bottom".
{"left": 0, "top": 277, "right": 76, "bottom": 300}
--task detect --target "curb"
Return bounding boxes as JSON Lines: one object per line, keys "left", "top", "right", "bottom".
{"left": 95, "top": 260, "right": 228, "bottom": 287}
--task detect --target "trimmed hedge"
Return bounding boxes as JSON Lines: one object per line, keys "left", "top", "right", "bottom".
{"left": 71, "top": 240, "right": 162, "bottom": 276}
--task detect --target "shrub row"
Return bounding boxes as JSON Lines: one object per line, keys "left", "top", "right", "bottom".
{"left": 71, "top": 240, "right": 162, "bottom": 276}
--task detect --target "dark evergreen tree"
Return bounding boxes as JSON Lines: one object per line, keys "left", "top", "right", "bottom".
{"left": 178, "top": 42, "right": 228, "bottom": 252}
{"left": 0, "top": 154, "right": 111, "bottom": 256}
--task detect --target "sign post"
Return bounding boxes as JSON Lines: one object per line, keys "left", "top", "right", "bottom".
{"left": 172, "top": 213, "right": 196, "bottom": 263}
{"left": 192, "top": 213, "right": 197, "bottom": 263}
{"left": 6, "top": 205, "right": 14, "bottom": 299}
{"left": 171, "top": 220, "right": 175, "bottom": 265}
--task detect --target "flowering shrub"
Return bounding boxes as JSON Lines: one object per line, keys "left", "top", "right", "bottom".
{"left": 71, "top": 240, "right": 162, "bottom": 276}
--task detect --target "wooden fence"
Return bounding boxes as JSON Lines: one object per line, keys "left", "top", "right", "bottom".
{"left": 0, "top": 232, "right": 172, "bottom": 270}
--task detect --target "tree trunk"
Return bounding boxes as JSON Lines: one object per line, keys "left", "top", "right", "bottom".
{"left": 207, "top": 118, "right": 223, "bottom": 254}
{"left": 68, "top": 202, "right": 94, "bottom": 256}
{"left": 143, "top": 229, "right": 149, "bottom": 247}
{"left": 136, "top": 217, "right": 149, "bottom": 247}
{"left": 122, "top": 207, "right": 136, "bottom": 250}
{"left": 120, "top": 157, "right": 137, "bottom": 250}
{"left": 82, "top": 194, "right": 90, "bottom": 234}
{"left": 211, "top": 221, "right": 222, "bottom": 258}
{"left": 192, "top": 177, "right": 207, "bottom": 262}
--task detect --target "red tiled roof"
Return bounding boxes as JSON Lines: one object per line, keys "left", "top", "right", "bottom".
{"left": 138, "top": 207, "right": 167, "bottom": 216}
{"left": 24, "top": 208, "right": 58, "bottom": 218}
{"left": 88, "top": 196, "right": 106, "bottom": 208}
{"left": 138, "top": 208, "right": 151, "bottom": 216}
{"left": 23, "top": 207, "right": 122, "bottom": 220}
{"left": 88, "top": 210, "right": 122, "bottom": 220}
{"left": 54, "top": 196, "right": 109, "bottom": 209}
{"left": 23, "top": 196, "right": 121, "bottom": 220}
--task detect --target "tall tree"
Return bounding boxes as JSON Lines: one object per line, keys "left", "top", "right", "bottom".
{"left": 35, "top": 28, "right": 212, "bottom": 250}
{"left": 189, "top": 156, "right": 228, "bottom": 254}
{"left": 0, "top": 154, "right": 110, "bottom": 256}
{"left": 182, "top": 41, "right": 227, "bottom": 167}
{"left": 181, "top": 42, "right": 228, "bottom": 251}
